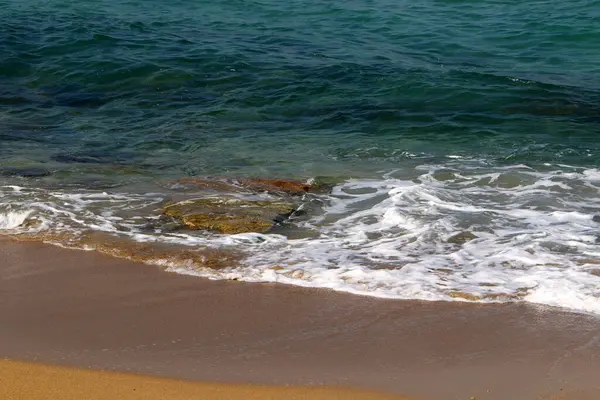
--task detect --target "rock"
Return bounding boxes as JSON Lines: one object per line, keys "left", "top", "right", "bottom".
{"left": 290, "top": 269, "right": 304, "bottom": 279}
{"left": 168, "top": 177, "right": 241, "bottom": 192}
{"left": 163, "top": 197, "right": 296, "bottom": 234}
{"left": 0, "top": 167, "right": 51, "bottom": 178}
{"left": 181, "top": 214, "right": 274, "bottom": 234}
{"left": 577, "top": 259, "right": 600, "bottom": 265}
{"left": 20, "top": 218, "right": 42, "bottom": 229}
{"left": 447, "top": 231, "right": 478, "bottom": 245}
{"left": 51, "top": 150, "right": 133, "bottom": 165}
{"left": 448, "top": 291, "right": 481, "bottom": 301}
{"left": 77, "top": 232, "right": 243, "bottom": 270}
{"left": 306, "top": 176, "right": 345, "bottom": 194}
{"left": 165, "top": 176, "right": 338, "bottom": 196}
{"left": 239, "top": 178, "right": 311, "bottom": 195}
{"left": 51, "top": 153, "right": 107, "bottom": 164}
{"left": 432, "top": 170, "right": 457, "bottom": 182}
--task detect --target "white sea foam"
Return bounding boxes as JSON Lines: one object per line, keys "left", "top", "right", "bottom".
{"left": 0, "top": 210, "right": 31, "bottom": 229}
{"left": 169, "top": 165, "right": 600, "bottom": 314}
{"left": 2, "top": 164, "right": 600, "bottom": 314}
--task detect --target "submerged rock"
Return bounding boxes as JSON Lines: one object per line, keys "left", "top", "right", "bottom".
{"left": 238, "top": 178, "right": 311, "bottom": 195}
{"left": 51, "top": 150, "right": 134, "bottom": 165}
{"left": 0, "top": 167, "right": 51, "bottom": 178}
{"left": 447, "top": 231, "right": 478, "bottom": 245}
{"left": 448, "top": 291, "right": 482, "bottom": 301}
{"left": 165, "top": 176, "right": 340, "bottom": 198}
{"left": 15, "top": 230, "right": 243, "bottom": 270}
{"left": 160, "top": 176, "right": 338, "bottom": 234}
{"left": 51, "top": 153, "right": 108, "bottom": 164}
{"left": 163, "top": 197, "right": 296, "bottom": 234}
{"left": 305, "top": 176, "right": 345, "bottom": 194}
{"left": 167, "top": 177, "right": 242, "bottom": 193}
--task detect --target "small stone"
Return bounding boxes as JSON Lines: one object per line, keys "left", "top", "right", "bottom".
{"left": 20, "top": 218, "right": 42, "bottom": 229}
{"left": 448, "top": 291, "right": 481, "bottom": 301}
{"left": 290, "top": 269, "right": 304, "bottom": 279}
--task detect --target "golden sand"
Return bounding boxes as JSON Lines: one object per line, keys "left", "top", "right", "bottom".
{"left": 0, "top": 359, "right": 408, "bottom": 400}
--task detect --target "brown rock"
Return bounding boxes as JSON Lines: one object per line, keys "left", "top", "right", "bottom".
{"left": 578, "top": 259, "right": 600, "bottom": 265}
{"left": 13, "top": 230, "right": 243, "bottom": 270}
{"left": 448, "top": 291, "right": 481, "bottom": 301}
{"left": 306, "top": 176, "right": 345, "bottom": 194}
{"left": 167, "top": 178, "right": 242, "bottom": 193}
{"left": 87, "top": 234, "right": 243, "bottom": 270}
{"left": 447, "top": 231, "right": 478, "bottom": 245}
{"left": 163, "top": 197, "right": 297, "bottom": 234}
{"left": 180, "top": 214, "right": 274, "bottom": 234}
{"left": 239, "top": 178, "right": 311, "bottom": 195}
{"left": 165, "top": 176, "right": 338, "bottom": 197}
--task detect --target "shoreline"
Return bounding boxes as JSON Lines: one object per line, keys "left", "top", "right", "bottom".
{"left": 1, "top": 237, "right": 600, "bottom": 399}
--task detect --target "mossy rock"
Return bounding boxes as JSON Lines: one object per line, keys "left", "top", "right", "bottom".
{"left": 179, "top": 214, "right": 274, "bottom": 234}
{"left": 447, "top": 231, "right": 478, "bottom": 245}
{"left": 163, "top": 197, "right": 296, "bottom": 234}
{"left": 307, "top": 176, "right": 345, "bottom": 194}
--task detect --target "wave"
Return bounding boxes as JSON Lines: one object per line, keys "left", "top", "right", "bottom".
{"left": 2, "top": 162, "right": 600, "bottom": 315}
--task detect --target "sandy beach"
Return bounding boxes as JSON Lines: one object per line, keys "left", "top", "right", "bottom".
{"left": 1, "top": 237, "right": 599, "bottom": 400}
{"left": 0, "top": 359, "right": 405, "bottom": 400}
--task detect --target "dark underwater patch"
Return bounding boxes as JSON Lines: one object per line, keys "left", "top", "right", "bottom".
{"left": 50, "top": 150, "right": 135, "bottom": 165}
{"left": 39, "top": 83, "right": 109, "bottom": 108}
{"left": 0, "top": 167, "right": 51, "bottom": 178}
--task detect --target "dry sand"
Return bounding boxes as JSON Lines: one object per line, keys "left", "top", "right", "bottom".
{"left": 0, "top": 359, "right": 405, "bottom": 400}
{"left": 1, "top": 238, "right": 600, "bottom": 400}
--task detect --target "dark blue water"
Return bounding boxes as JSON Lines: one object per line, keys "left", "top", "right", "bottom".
{"left": 2, "top": 0, "right": 600, "bottom": 181}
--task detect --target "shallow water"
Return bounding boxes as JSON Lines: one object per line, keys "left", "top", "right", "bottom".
{"left": 2, "top": 0, "right": 600, "bottom": 313}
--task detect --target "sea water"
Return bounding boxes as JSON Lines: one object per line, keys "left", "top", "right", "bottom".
{"left": 2, "top": 0, "right": 600, "bottom": 313}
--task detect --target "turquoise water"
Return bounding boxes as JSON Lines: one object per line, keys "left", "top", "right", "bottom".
{"left": 3, "top": 0, "right": 600, "bottom": 179}
{"left": 2, "top": 0, "right": 600, "bottom": 313}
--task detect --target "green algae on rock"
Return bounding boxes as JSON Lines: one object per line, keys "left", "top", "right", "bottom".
{"left": 446, "top": 231, "right": 478, "bottom": 245}
{"left": 162, "top": 197, "right": 297, "bottom": 234}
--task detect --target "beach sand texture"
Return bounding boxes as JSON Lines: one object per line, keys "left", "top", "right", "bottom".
{"left": 1, "top": 238, "right": 600, "bottom": 400}
{"left": 0, "top": 359, "right": 405, "bottom": 400}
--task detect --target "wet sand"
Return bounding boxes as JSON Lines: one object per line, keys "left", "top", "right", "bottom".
{"left": 1, "top": 238, "right": 600, "bottom": 400}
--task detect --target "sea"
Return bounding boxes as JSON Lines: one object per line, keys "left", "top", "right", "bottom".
{"left": 2, "top": 0, "right": 600, "bottom": 314}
